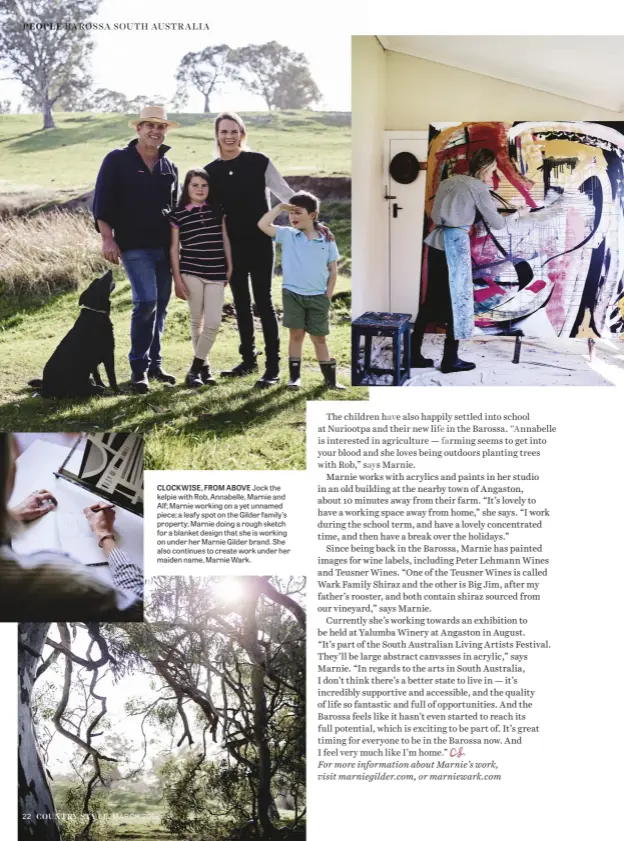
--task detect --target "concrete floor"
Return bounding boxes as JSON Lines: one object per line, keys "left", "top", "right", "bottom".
{"left": 356, "top": 335, "right": 624, "bottom": 387}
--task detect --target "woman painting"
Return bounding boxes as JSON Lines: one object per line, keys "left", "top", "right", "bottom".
{"left": 411, "top": 148, "right": 532, "bottom": 374}
{"left": 1, "top": 434, "right": 143, "bottom": 620}
{"left": 204, "top": 111, "right": 296, "bottom": 388}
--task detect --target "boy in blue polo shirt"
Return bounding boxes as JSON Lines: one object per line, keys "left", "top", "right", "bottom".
{"left": 257, "top": 191, "right": 346, "bottom": 390}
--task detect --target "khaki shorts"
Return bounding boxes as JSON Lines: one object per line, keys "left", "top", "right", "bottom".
{"left": 282, "top": 289, "right": 330, "bottom": 336}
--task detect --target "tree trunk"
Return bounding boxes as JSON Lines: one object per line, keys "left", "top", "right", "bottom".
{"left": 42, "top": 97, "right": 55, "bottom": 130}
{"left": 18, "top": 623, "right": 61, "bottom": 841}
{"left": 268, "top": 795, "right": 280, "bottom": 822}
{"left": 251, "top": 662, "right": 273, "bottom": 837}
{"left": 203, "top": 91, "right": 210, "bottom": 113}
{"left": 243, "top": 591, "right": 274, "bottom": 839}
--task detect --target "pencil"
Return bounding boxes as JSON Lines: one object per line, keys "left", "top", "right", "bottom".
{"left": 91, "top": 503, "right": 116, "bottom": 512}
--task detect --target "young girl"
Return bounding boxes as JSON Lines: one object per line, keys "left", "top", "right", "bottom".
{"left": 170, "top": 168, "right": 232, "bottom": 387}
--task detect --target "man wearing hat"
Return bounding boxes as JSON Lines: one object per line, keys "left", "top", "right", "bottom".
{"left": 93, "top": 106, "right": 180, "bottom": 393}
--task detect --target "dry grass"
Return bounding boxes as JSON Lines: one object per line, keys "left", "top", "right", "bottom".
{"left": 0, "top": 211, "right": 108, "bottom": 294}
{"left": 0, "top": 191, "right": 51, "bottom": 219}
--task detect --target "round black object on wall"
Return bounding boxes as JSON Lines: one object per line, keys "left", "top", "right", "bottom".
{"left": 389, "top": 151, "right": 420, "bottom": 184}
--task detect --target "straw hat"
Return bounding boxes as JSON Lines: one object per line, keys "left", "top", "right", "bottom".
{"left": 129, "top": 105, "right": 180, "bottom": 129}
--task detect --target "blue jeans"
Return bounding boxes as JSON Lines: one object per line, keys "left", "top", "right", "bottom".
{"left": 121, "top": 248, "right": 172, "bottom": 376}
{"left": 443, "top": 226, "right": 473, "bottom": 341}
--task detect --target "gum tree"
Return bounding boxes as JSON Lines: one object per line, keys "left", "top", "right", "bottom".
{"left": 174, "top": 45, "right": 233, "bottom": 113}
{"left": 0, "top": 0, "right": 99, "bottom": 128}
{"left": 229, "top": 42, "right": 321, "bottom": 111}
{"left": 19, "top": 577, "right": 306, "bottom": 841}
{"left": 19, "top": 621, "right": 117, "bottom": 841}
{"left": 19, "top": 623, "right": 59, "bottom": 841}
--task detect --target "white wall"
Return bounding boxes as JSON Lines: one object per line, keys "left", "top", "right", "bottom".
{"left": 384, "top": 51, "right": 624, "bottom": 128}
{"left": 352, "top": 38, "right": 624, "bottom": 315}
{"left": 351, "top": 36, "right": 387, "bottom": 319}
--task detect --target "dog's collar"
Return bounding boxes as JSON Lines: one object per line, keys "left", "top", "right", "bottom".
{"left": 80, "top": 305, "right": 109, "bottom": 314}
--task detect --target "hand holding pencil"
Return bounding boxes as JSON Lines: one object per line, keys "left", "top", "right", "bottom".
{"left": 83, "top": 500, "right": 116, "bottom": 542}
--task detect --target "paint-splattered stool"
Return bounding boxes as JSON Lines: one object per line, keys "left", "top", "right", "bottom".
{"left": 352, "top": 312, "right": 412, "bottom": 386}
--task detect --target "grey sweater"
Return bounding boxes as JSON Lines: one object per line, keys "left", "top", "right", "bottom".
{"left": 425, "top": 174, "right": 507, "bottom": 250}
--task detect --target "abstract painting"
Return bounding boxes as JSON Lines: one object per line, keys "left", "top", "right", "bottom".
{"left": 422, "top": 121, "right": 624, "bottom": 338}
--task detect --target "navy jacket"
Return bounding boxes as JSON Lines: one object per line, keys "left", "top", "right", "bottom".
{"left": 93, "top": 139, "right": 178, "bottom": 251}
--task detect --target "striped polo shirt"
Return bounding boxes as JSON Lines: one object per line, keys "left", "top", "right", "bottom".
{"left": 170, "top": 202, "right": 228, "bottom": 283}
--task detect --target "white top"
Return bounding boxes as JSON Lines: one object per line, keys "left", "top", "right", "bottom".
{"left": 265, "top": 159, "right": 295, "bottom": 202}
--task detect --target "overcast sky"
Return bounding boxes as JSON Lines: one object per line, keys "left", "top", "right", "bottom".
{"left": 0, "top": 0, "right": 351, "bottom": 113}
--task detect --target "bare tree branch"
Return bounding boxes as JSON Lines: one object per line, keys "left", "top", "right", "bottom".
{"left": 51, "top": 624, "right": 117, "bottom": 764}
{"left": 259, "top": 578, "right": 306, "bottom": 630}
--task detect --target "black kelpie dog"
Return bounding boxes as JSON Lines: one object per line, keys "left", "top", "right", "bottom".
{"left": 29, "top": 270, "right": 120, "bottom": 398}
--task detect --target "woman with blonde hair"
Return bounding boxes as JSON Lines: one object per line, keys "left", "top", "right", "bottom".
{"left": 204, "top": 111, "right": 296, "bottom": 388}
{"left": 412, "top": 148, "right": 532, "bottom": 374}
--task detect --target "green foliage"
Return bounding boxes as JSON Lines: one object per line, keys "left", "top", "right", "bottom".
{"left": 160, "top": 754, "right": 250, "bottom": 841}
{"left": 52, "top": 780, "right": 166, "bottom": 815}
{"left": 323, "top": 201, "right": 351, "bottom": 275}
{"left": 88, "top": 88, "right": 131, "bottom": 113}
{"left": 229, "top": 42, "right": 320, "bottom": 111}
{"left": 175, "top": 45, "right": 232, "bottom": 113}
{"left": 174, "top": 41, "right": 321, "bottom": 113}
{"left": 142, "top": 579, "right": 306, "bottom": 838}
{"left": 0, "top": 0, "right": 98, "bottom": 126}
{"left": 39, "top": 582, "right": 307, "bottom": 841}
{"left": 272, "top": 63, "right": 322, "bottom": 110}
{"left": 271, "top": 199, "right": 350, "bottom": 278}
{"left": 57, "top": 782, "right": 114, "bottom": 841}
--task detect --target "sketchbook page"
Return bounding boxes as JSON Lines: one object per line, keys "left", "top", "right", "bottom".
{"left": 8, "top": 440, "right": 74, "bottom": 555}
{"left": 54, "top": 477, "right": 144, "bottom": 568}
{"left": 9, "top": 439, "right": 143, "bottom": 568}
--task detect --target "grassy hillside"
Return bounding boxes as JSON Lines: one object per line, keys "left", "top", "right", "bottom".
{"left": 0, "top": 110, "right": 351, "bottom": 193}
{"left": 0, "top": 110, "right": 360, "bottom": 469}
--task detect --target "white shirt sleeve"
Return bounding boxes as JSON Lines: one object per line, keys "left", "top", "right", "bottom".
{"left": 265, "top": 159, "right": 295, "bottom": 202}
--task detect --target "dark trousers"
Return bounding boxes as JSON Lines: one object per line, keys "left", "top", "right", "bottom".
{"left": 411, "top": 247, "right": 455, "bottom": 357}
{"left": 411, "top": 295, "right": 456, "bottom": 350}
{"left": 230, "top": 236, "right": 279, "bottom": 366}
